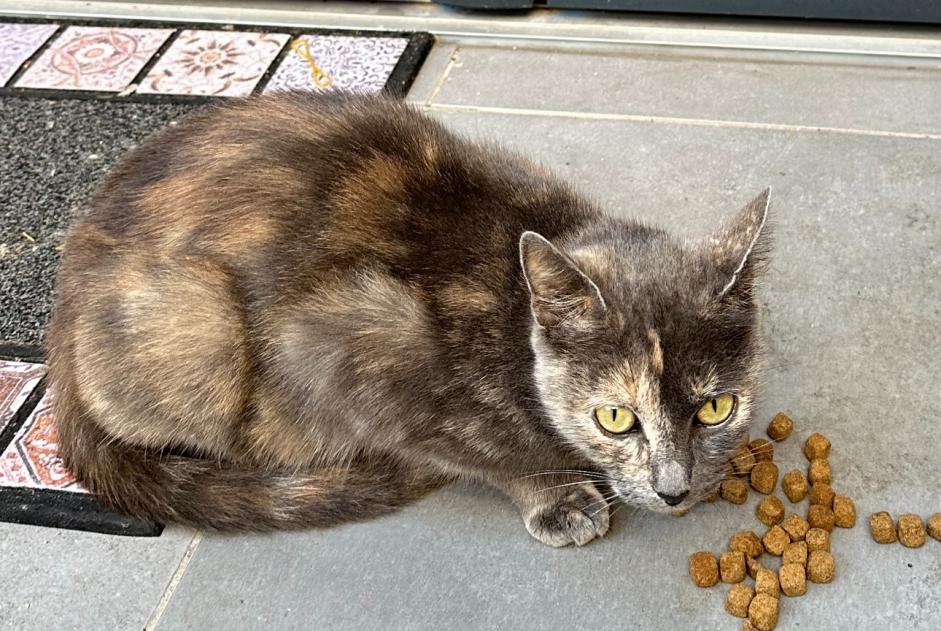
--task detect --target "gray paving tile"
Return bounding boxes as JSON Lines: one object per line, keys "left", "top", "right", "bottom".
{"left": 157, "top": 112, "right": 940, "bottom": 630}
{"left": 404, "top": 40, "right": 458, "bottom": 105}
{"left": 0, "top": 524, "right": 195, "bottom": 631}
{"left": 431, "top": 45, "right": 941, "bottom": 134}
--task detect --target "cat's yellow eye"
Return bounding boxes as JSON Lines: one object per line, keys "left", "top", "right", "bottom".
{"left": 696, "top": 394, "right": 736, "bottom": 426}
{"left": 594, "top": 406, "right": 637, "bottom": 434}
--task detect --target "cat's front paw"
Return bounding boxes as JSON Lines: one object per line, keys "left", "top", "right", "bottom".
{"left": 523, "top": 483, "right": 611, "bottom": 548}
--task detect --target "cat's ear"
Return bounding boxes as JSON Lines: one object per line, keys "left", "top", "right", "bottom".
{"left": 519, "top": 231, "right": 606, "bottom": 329}
{"left": 705, "top": 188, "right": 772, "bottom": 301}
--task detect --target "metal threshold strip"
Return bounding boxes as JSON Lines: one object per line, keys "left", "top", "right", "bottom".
{"left": 2, "top": 0, "right": 941, "bottom": 59}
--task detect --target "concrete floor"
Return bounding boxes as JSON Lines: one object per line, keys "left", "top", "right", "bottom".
{"left": 1, "top": 3, "right": 939, "bottom": 630}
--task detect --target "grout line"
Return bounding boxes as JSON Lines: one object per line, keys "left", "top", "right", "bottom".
{"left": 425, "top": 47, "right": 460, "bottom": 106}
{"left": 424, "top": 102, "right": 941, "bottom": 141}
{"left": 144, "top": 530, "right": 204, "bottom": 631}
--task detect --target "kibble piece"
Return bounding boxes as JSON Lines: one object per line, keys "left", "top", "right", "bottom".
{"left": 781, "top": 469, "right": 809, "bottom": 503}
{"left": 808, "top": 459, "right": 832, "bottom": 485}
{"left": 748, "top": 594, "right": 780, "bottom": 631}
{"left": 730, "top": 531, "right": 764, "bottom": 558}
{"left": 808, "top": 504, "right": 835, "bottom": 532}
{"left": 779, "top": 563, "right": 807, "bottom": 597}
{"left": 807, "top": 550, "right": 835, "bottom": 583}
{"left": 732, "top": 445, "right": 757, "bottom": 476}
{"left": 749, "top": 438, "right": 774, "bottom": 463}
{"left": 928, "top": 513, "right": 941, "bottom": 541}
{"left": 721, "top": 551, "right": 747, "bottom": 583}
{"left": 755, "top": 567, "right": 780, "bottom": 598}
{"left": 804, "top": 432, "right": 831, "bottom": 460}
{"left": 722, "top": 478, "right": 749, "bottom": 504}
{"left": 705, "top": 488, "right": 721, "bottom": 502}
{"left": 781, "top": 513, "right": 809, "bottom": 542}
{"left": 743, "top": 622, "right": 756, "bottom": 631}
{"left": 726, "top": 584, "right": 755, "bottom": 618}
{"left": 783, "top": 541, "right": 808, "bottom": 567}
{"left": 898, "top": 513, "right": 927, "bottom": 548}
{"left": 767, "top": 412, "right": 794, "bottom": 441}
{"left": 689, "top": 551, "right": 719, "bottom": 587}
{"left": 805, "top": 528, "right": 830, "bottom": 552}
{"left": 762, "top": 525, "right": 790, "bottom": 556}
{"left": 809, "top": 482, "right": 834, "bottom": 508}
{"left": 756, "top": 495, "right": 785, "bottom": 526}
{"left": 868, "top": 512, "right": 897, "bottom": 544}
{"left": 750, "top": 462, "right": 779, "bottom": 495}
{"left": 832, "top": 495, "right": 856, "bottom": 528}
{"left": 746, "top": 555, "right": 762, "bottom": 580}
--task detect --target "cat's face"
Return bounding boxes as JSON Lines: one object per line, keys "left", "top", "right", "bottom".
{"left": 521, "top": 190, "right": 771, "bottom": 513}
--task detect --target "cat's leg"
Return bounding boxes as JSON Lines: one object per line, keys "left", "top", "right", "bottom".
{"left": 492, "top": 474, "right": 612, "bottom": 547}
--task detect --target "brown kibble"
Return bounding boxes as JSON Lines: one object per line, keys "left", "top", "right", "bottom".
{"left": 743, "top": 622, "right": 757, "bottom": 631}
{"left": 767, "top": 412, "right": 794, "bottom": 441}
{"left": 781, "top": 469, "right": 808, "bottom": 503}
{"left": 755, "top": 567, "right": 780, "bottom": 598}
{"left": 750, "top": 462, "right": 779, "bottom": 495}
{"left": 832, "top": 495, "right": 856, "bottom": 528}
{"left": 722, "top": 478, "right": 749, "bottom": 504}
{"left": 809, "top": 483, "right": 835, "bottom": 508}
{"left": 748, "top": 593, "right": 780, "bottom": 631}
{"left": 756, "top": 495, "right": 785, "bottom": 526}
{"left": 808, "top": 459, "right": 832, "bottom": 485}
{"left": 689, "top": 551, "right": 719, "bottom": 587}
{"left": 726, "top": 583, "right": 755, "bottom": 618}
{"left": 898, "top": 513, "right": 927, "bottom": 548}
{"left": 781, "top": 513, "right": 809, "bottom": 542}
{"left": 807, "top": 550, "right": 835, "bottom": 583}
{"left": 732, "top": 445, "right": 757, "bottom": 476}
{"left": 928, "top": 513, "right": 941, "bottom": 541}
{"left": 783, "top": 541, "right": 808, "bottom": 567}
{"left": 746, "top": 555, "right": 762, "bottom": 580}
{"left": 804, "top": 432, "right": 831, "bottom": 460}
{"left": 779, "top": 563, "right": 807, "bottom": 597}
{"left": 749, "top": 438, "right": 774, "bottom": 463}
{"left": 762, "top": 525, "right": 790, "bottom": 556}
{"left": 705, "top": 488, "right": 721, "bottom": 502}
{"left": 721, "top": 551, "right": 747, "bottom": 583}
{"left": 808, "top": 504, "right": 835, "bottom": 532}
{"left": 869, "top": 511, "right": 897, "bottom": 544}
{"left": 805, "top": 527, "right": 830, "bottom": 552}
{"left": 730, "top": 531, "right": 764, "bottom": 558}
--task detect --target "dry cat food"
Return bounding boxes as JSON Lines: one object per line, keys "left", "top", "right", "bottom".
{"left": 781, "top": 514, "right": 809, "bottom": 542}
{"left": 779, "top": 563, "right": 807, "bottom": 597}
{"left": 782, "top": 541, "right": 808, "bottom": 567}
{"left": 721, "top": 551, "right": 747, "bottom": 583}
{"left": 803, "top": 433, "right": 831, "bottom": 460}
{"left": 689, "top": 551, "right": 720, "bottom": 587}
{"left": 807, "top": 505, "right": 835, "bottom": 532}
{"left": 722, "top": 478, "right": 750, "bottom": 504}
{"left": 749, "top": 438, "right": 774, "bottom": 463}
{"left": 746, "top": 555, "right": 762, "bottom": 580}
{"left": 868, "top": 512, "right": 897, "bottom": 544}
{"left": 805, "top": 527, "right": 830, "bottom": 552}
{"left": 730, "top": 531, "right": 764, "bottom": 558}
{"left": 756, "top": 496, "right": 785, "bottom": 526}
{"left": 767, "top": 413, "right": 793, "bottom": 441}
{"left": 832, "top": 495, "right": 856, "bottom": 528}
{"left": 732, "top": 444, "right": 757, "bottom": 477}
{"left": 750, "top": 462, "right": 779, "bottom": 495}
{"left": 929, "top": 513, "right": 941, "bottom": 541}
{"left": 809, "top": 483, "right": 834, "bottom": 508}
{"left": 781, "top": 469, "right": 809, "bottom": 503}
{"left": 754, "top": 567, "right": 780, "bottom": 598}
{"left": 897, "top": 514, "right": 926, "bottom": 548}
{"left": 748, "top": 593, "right": 780, "bottom": 631}
{"left": 807, "top": 550, "right": 835, "bottom": 584}
{"left": 726, "top": 584, "right": 754, "bottom": 618}
{"left": 807, "top": 459, "right": 832, "bottom": 485}
{"left": 762, "top": 526, "right": 790, "bottom": 556}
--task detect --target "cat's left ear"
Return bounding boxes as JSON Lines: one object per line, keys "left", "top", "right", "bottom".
{"left": 706, "top": 187, "right": 772, "bottom": 300}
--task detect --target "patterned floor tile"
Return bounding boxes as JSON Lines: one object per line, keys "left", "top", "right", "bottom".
{"left": 264, "top": 35, "right": 409, "bottom": 95}
{"left": 0, "top": 360, "right": 45, "bottom": 434}
{"left": 0, "top": 389, "right": 84, "bottom": 493}
{"left": 138, "top": 30, "right": 290, "bottom": 97}
{"left": 0, "top": 23, "right": 59, "bottom": 86}
{"left": 14, "top": 26, "right": 172, "bottom": 92}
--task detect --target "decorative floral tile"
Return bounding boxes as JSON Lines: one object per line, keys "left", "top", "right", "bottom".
{"left": 0, "top": 23, "right": 59, "bottom": 86}
{"left": 0, "top": 389, "right": 85, "bottom": 493}
{"left": 14, "top": 25, "right": 172, "bottom": 92}
{"left": 0, "top": 360, "right": 46, "bottom": 434}
{"left": 138, "top": 30, "right": 290, "bottom": 97}
{"left": 264, "top": 35, "right": 409, "bottom": 94}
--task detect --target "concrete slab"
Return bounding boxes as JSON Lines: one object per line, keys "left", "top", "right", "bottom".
{"left": 0, "top": 524, "right": 196, "bottom": 631}
{"left": 154, "top": 112, "right": 940, "bottom": 630}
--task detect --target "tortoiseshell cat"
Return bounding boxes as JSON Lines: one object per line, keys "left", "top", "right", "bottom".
{"left": 48, "top": 92, "right": 771, "bottom": 546}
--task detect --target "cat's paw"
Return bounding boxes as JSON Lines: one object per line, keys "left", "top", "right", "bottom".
{"left": 523, "top": 483, "right": 611, "bottom": 548}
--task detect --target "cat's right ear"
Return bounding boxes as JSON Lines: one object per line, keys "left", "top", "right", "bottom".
{"left": 519, "top": 231, "right": 606, "bottom": 330}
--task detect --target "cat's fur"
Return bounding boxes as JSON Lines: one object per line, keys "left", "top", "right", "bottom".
{"left": 47, "top": 92, "right": 770, "bottom": 546}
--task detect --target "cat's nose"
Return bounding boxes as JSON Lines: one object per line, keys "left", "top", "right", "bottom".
{"left": 656, "top": 490, "right": 689, "bottom": 506}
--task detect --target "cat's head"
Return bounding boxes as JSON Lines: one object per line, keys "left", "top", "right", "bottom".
{"left": 521, "top": 189, "right": 771, "bottom": 513}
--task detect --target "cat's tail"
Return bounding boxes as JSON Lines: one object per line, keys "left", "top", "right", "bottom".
{"left": 50, "top": 369, "right": 443, "bottom": 531}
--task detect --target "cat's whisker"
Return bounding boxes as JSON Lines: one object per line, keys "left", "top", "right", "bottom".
{"left": 515, "top": 470, "right": 609, "bottom": 481}
{"left": 588, "top": 494, "right": 620, "bottom": 518}
{"left": 532, "top": 480, "right": 611, "bottom": 494}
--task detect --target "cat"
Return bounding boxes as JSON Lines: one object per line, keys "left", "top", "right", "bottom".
{"left": 47, "top": 91, "right": 771, "bottom": 547}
